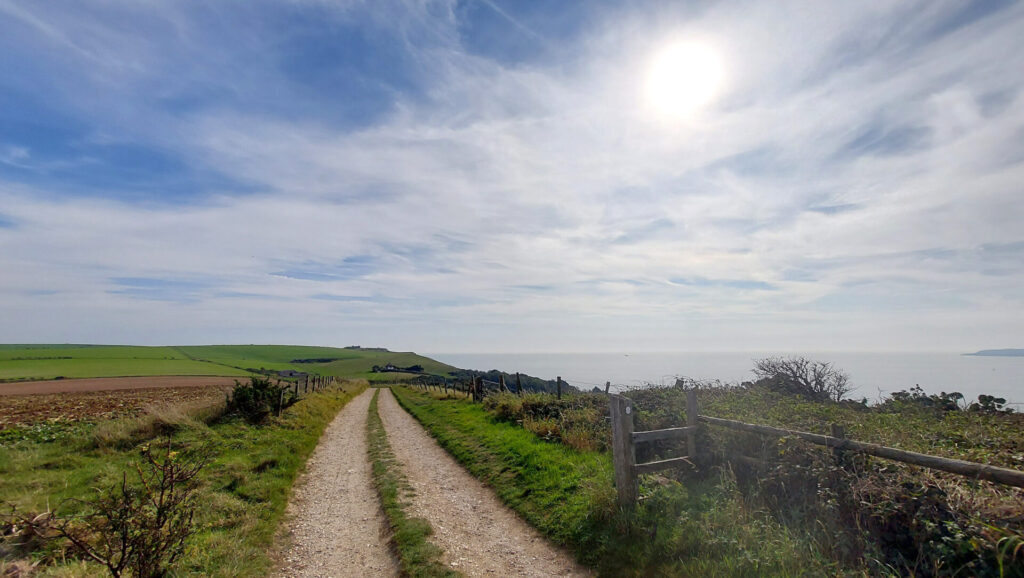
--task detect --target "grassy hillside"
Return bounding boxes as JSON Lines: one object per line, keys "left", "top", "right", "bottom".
{"left": 175, "top": 345, "right": 456, "bottom": 381}
{"left": 0, "top": 345, "right": 250, "bottom": 380}
{"left": 0, "top": 344, "right": 455, "bottom": 382}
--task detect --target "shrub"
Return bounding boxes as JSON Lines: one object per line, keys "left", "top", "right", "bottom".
{"left": 752, "top": 356, "right": 852, "bottom": 402}
{"left": 970, "top": 394, "right": 1012, "bottom": 413}
{"left": 227, "top": 377, "right": 292, "bottom": 423}
{"left": 4, "top": 437, "right": 209, "bottom": 577}
{"left": 881, "top": 385, "right": 966, "bottom": 412}
{"left": 483, "top": 392, "right": 610, "bottom": 451}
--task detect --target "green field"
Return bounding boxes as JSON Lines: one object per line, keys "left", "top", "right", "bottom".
{"left": 0, "top": 344, "right": 455, "bottom": 382}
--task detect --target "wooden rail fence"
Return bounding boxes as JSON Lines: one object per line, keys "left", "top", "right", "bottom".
{"left": 270, "top": 374, "right": 337, "bottom": 416}
{"left": 609, "top": 392, "right": 1024, "bottom": 507}
{"left": 411, "top": 372, "right": 541, "bottom": 401}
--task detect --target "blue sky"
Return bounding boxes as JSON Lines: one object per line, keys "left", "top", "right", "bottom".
{"left": 1, "top": 0, "right": 1022, "bottom": 353}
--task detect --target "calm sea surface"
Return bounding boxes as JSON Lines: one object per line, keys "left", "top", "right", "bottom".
{"left": 427, "top": 352, "right": 1024, "bottom": 406}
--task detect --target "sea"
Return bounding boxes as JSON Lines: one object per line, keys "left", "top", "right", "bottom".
{"left": 426, "top": 352, "right": 1024, "bottom": 407}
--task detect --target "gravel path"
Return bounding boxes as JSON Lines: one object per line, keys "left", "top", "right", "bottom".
{"left": 376, "top": 388, "right": 591, "bottom": 577}
{"left": 275, "top": 389, "right": 398, "bottom": 577}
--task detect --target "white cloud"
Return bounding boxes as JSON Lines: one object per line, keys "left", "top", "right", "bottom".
{"left": 1, "top": 1, "right": 1023, "bottom": 351}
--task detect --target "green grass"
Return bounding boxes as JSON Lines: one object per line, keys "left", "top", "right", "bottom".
{"left": 0, "top": 344, "right": 456, "bottom": 382}
{"left": 366, "top": 389, "right": 458, "bottom": 577}
{"left": 630, "top": 386, "right": 1024, "bottom": 469}
{"left": 0, "top": 358, "right": 252, "bottom": 381}
{"left": 164, "top": 345, "right": 454, "bottom": 380}
{"left": 0, "top": 381, "right": 367, "bottom": 576}
{"left": 391, "top": 387, "right": 838, "bottom": 577}
{"left": 466, "top": 386, "right": 1024, "bottom": 576}
{"left": 0, "top": 345, "right": 252, "bottom": 380}
{"left": 0, "top": 345, "right": 188, "bottom": 360}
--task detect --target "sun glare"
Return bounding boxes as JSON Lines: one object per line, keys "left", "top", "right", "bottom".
{"left": 645, "top": 41, "right": 724, "bottom": 118}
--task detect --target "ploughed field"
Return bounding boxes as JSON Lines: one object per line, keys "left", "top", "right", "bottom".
{"left": 0, "top": 383, "right": 233, "bottom": 428}
{"left": 0, "top": 375, "right": 242, "bottom": 397}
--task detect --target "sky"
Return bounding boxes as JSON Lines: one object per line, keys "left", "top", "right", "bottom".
{"left": 0, "top": 0, "right": 1022, "bottom": 353}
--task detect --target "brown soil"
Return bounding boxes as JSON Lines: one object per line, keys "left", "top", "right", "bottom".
{"left": 0, "top": 386, "right": 232, "bottom": 428}
{"left": 376, "top": 388, "right": 591, "bottom": 577}
{"left": 275, "top": 389, "right": 399, "bottom": 577}
{"left": 0, "top": 375, "right": 242, "bottom": 396}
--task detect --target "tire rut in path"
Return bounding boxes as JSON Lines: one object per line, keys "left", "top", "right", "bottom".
{"left": 376, "top": 388, "right": 591, "bottom": 577}
{"left": 275, "top": 389, "right": 399, "bottom": 577}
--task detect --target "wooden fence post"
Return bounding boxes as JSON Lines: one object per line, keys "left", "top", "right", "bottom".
{"left": 605, "top": 381, "right": 611, "bottom": 395}
{"left": 686, "top": 388, "right": 699, "bottom": 463}
{"left": 293, "top": 380, "right": 298, "bottom": 397}
{"left": 516, "top": 372, "right": 522, "bottom": 396}
{"left": 499, "top": 374, "right": 507, "bottom": 393}
{"left": 831, "top": 423, "right": 847, "bottom": 466}
{"left": 277, "top": 387, "right": 285, "bottom": 416}
{"left": 610, "top": 395, "right": 637, "bottom": 507}
{"left": 556, "top": 376, "right": 562, "bottom": 400}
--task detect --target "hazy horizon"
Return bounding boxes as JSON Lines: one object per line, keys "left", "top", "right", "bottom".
{"left": 0, "top": 340, "right": 999, "bottom": 354}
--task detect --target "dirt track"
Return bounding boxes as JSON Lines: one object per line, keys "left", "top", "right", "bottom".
{"left": 0, "top": 375, "right": 242, "bottom": 396}
{"left": 277, "top": 387, "right": 589, "bottom": 577}
{"left": 275, "top": 389, "right": 398, "bottom": 577}
{"left": 376, "top": 388, "right": 590, "bottom": 577}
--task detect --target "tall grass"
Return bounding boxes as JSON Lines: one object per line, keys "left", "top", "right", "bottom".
{"left": 90, "top": 397, "right": 229, "bottom": 449}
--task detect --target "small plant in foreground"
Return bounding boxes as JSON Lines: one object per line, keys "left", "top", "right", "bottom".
{"left": 4, "top": 437, "right": 209, "bottom": 577}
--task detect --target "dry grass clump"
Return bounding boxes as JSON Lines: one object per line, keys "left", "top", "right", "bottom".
{"left": 522, "top": 416, "right": 560, "bottom": 440}
{"left": 483, "top": 392, "right": 611, "bottom": 452}
{"left": 91, "top": 399, "right": 226, "bottom": 450}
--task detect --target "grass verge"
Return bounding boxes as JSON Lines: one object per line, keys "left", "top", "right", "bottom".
{"left": 392, "top": 387, "right": 839, "bottom": 577}
{"left": 366, "top": 388, "right": 458, "bottom": 578}
{"left": 0, "top": 380, "right": 368, "bottom": 576}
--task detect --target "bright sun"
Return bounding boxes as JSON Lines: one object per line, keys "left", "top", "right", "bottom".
{"left": 645, "top": 41, "right": 724, "bottom": 118}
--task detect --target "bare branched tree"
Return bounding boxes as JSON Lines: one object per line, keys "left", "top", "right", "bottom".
{"left": 752, "top": 356, "right": 852, "bottom": 402}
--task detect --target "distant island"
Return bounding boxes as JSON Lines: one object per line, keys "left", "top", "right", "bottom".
{"left": 964, "top": 349, "right": 1024, "bottom": 357}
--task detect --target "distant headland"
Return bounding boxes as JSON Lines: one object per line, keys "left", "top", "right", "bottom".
{"left": 964, "top": 349, "right": 1024, "bottom": 357}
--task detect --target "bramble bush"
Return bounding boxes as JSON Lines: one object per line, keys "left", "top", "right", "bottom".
{"left": 227, "top": 376, "right": 294, "bottom": 423}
